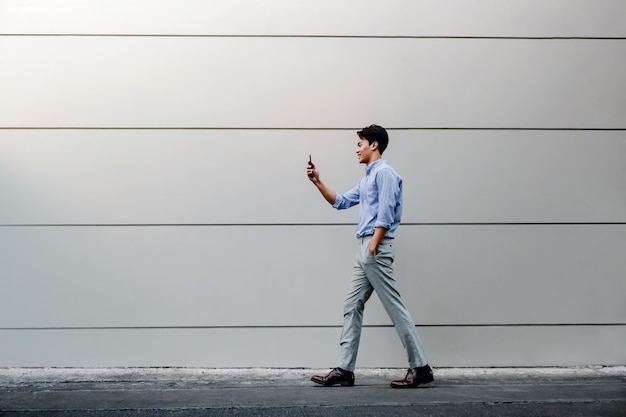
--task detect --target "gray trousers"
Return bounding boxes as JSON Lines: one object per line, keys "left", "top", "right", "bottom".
{"left": 335, "top": 236, "right": 428, "bottom": 372}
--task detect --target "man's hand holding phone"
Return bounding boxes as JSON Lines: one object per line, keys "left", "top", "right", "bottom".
{"left": 307, "top": 154, "right": 319, "bottom": 182}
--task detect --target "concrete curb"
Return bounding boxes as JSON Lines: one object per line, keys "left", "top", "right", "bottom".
{"left": 1, "top": 366, "right": 624, "bottom": 386}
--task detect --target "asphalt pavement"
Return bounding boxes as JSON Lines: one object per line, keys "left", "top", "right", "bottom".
{"left": 1, "top": 367, "right": 625, "bottom": 416}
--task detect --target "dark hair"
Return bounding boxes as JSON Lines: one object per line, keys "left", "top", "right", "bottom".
{"left": 357, "top": 124, "right": 389, "bottom": 154}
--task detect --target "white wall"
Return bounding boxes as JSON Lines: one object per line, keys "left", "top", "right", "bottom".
{"left": 1, "top": 0, "right": 625, "bottom": 367}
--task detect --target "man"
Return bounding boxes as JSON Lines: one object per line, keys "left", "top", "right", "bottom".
{"left": 306, "top": 124, "right": 433, "bottom": 388}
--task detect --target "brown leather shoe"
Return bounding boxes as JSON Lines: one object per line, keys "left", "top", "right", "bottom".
{"left": 311, "top": 368, "right": 355, "bottom": 387}
{"left": 390, "top": 365, "right": 434, "bottom": 388}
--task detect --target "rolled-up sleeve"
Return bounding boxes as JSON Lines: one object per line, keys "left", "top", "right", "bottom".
{"left": 374, "top": 169, "right": 401, "bottom": 230}
{"left": 332, "top": 185, "right": 360, "bottom": 210}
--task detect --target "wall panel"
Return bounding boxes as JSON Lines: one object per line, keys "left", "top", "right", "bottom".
{"left": 1, "top": 326, "right": 624, "bottom": 368}
{"left": 1, "top": 0, "right": 624, "bottom": 37}
{"left": 1, "top": 38, "right": 624, "bottom": 128}
{"left": 1, "top": 130, "right": 624, "bottom": 224}
{"left": 2, "top": 225, "right": 623, "bottom": 328}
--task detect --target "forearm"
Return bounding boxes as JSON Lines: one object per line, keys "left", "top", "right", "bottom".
{"left": 315, "top": 180, "right": 337, "bottom": 206}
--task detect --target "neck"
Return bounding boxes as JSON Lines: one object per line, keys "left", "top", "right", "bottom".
{"left": 365, "top": 154, "right": 382, "bottom": 167}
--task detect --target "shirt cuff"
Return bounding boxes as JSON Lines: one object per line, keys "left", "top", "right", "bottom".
{"left": 332, "top": 195, "right": 344, "bottom": 209}
{"left": 374, "top": 221, "right": 391, "bottom": 230}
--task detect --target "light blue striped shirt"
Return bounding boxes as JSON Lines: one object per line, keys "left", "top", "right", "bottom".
{"left": 332, "top": 159, "right": 403, "bottom": 238}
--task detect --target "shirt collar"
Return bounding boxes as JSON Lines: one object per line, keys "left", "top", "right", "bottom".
{"left": 365, "top": 159, "right": 386, "bottom": 175}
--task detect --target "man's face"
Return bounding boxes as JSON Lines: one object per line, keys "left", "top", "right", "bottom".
{"left": 356, "top": 137, "right": 376, "bottom": 165}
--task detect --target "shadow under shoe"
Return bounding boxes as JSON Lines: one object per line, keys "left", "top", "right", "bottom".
{"left": 311, "top": 368, "right": 355, "bottom": 387}
{"left": 390, "top": 365, "right": 434, "bottom": 388}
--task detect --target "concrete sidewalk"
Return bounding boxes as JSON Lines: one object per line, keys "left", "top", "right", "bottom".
{"left": 1, "top": 367, "right": 625, "bottom": 416}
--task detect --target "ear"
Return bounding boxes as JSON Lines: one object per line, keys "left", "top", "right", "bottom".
{"left": 371, "top": 141, "right": 379, "bottom": 151}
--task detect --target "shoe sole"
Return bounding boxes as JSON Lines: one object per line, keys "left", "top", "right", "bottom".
{"left": 390, "top": 378, "right": 434, "bottom": 388}
{"left": 311, "top": 378, "right": 354, "bottom": 387}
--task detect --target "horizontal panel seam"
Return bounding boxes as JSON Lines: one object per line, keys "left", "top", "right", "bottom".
{"left": 1, "top": 34, "right": 625, "bottom": 40}
{"left": 2, "top": 324, "right": 625, "bottom": 331}
{"left": 1, "top": 223, "right": 624, "bottom": 227}
{"left": 1, "top": 127, "right": 625, "bottom": 131}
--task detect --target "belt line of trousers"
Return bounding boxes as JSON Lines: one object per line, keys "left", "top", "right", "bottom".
{"left": 335, "top": 236, "right": 428, "bottom": 372}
